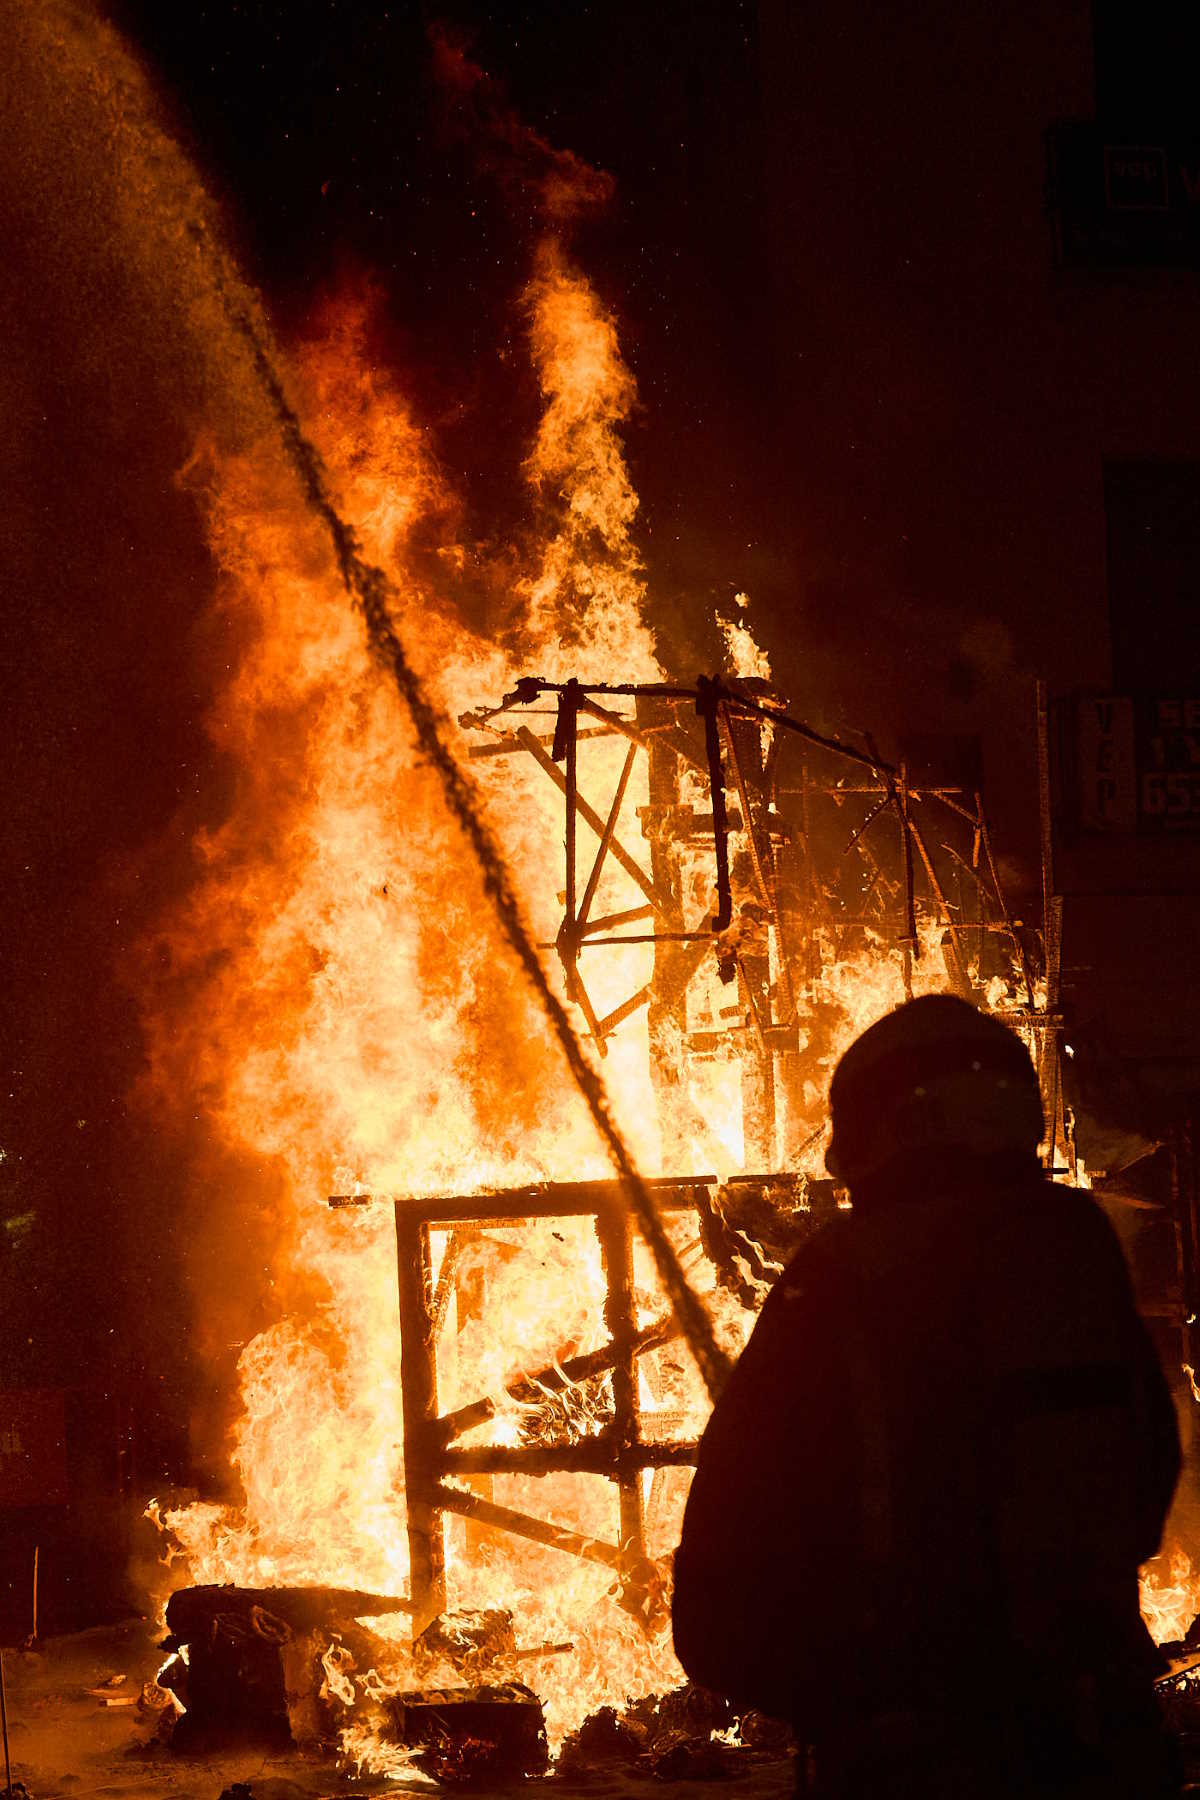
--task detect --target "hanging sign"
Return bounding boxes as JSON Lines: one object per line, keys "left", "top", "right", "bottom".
{"left": 1138, "top": 697, "right": 1200, "bottom": 830}
{"left": 1076, "top": 695, "right": 1136, "bottom": 831}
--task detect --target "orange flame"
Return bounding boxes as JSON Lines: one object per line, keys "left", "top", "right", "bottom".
{"left": 144, "top": 264, "right": 705, "bottom": 1753}
{"left": 1141, "top": 1546, "right": 1200, "bottom": 1646}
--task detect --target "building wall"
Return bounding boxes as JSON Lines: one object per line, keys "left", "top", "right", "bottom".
{"left": 754, "top": 0, "right": 1200, "bottom": 881}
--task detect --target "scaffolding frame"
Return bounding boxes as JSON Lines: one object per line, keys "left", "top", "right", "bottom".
{"left": 338, "top": 676, "right": 1063, "bottom": 1639}
{"left": 463, "top": 674, "right": 1041, "bottom": 1167}
{"left": 392, "top": 1177, "right": 720, "bottom": 1633}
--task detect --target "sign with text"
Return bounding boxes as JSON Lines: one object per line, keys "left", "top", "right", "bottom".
{"left": 1050, "top": 123, "right": 1200, "bottom": 268}
{"left": 1072, "top": 695, "right": 1200, "bottom": 834}
{"left": 1077, "top": 695, "right": 1137, "bottom": 831}
{"left": 0, "top": 1390, "right": 68, "bottom": 1508}
{"left": 1139, "top": 697, "right": 1200, "bottom": 831}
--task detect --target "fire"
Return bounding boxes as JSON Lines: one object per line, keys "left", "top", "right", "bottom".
{"left": 143, "top": 250, "right": 720, "bottom": 1753}
{"left": 717, "top": 592, "right": 771, "bottom": 685}
{"left": 143, "top": 240, "right": 1075, "bottom": 1756}
{"left": 522, "top": 240, "right": 657, "bottom": 680}
{"left": 10, "top": 0, "right": 1178, "bottom": 1768}
{"left": 1141, "top": 1547, "right": 1200, "bottom": 1647}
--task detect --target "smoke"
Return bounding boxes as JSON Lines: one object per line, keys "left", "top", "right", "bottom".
{"left": 429, "top": 24, "right": 615, "bottom": 229}
{"left": 0, "top": 0, "right": 300, "bottom": 1475}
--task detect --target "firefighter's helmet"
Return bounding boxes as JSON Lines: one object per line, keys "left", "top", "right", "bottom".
{"left": 826, "top": 994, "right": 1043, "bottom": 1187}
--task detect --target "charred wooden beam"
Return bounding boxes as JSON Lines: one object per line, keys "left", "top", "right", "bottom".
{"left": 406, "top": 1179, "right": 711, "bottom": 1226}
{"left": 719, "top": 709, "right": 774, "bottom": 916}
{"left": 164, "top": 1582, "right": 412, "bottom": 1644}
{"left": 595, "top": 1203, "right": 651, "bottom": 1613}
{"left": 593, "top": 983, "right": 653, "bottom": 1038}
{"left": 441, "top": 1438, "right": 700, "bottom": 1477}
{"left": 779, "top": 782, "right": 966, "bottom": 799}
{"left": 577, "top": 695, "right": 653, "bottom": 751}
{"left": 577, "top": 739, "right": 641, "bottom": 931}
{"left": 562, "top": 963, "right": 610, "bottom": 1055}
{"left": 514, "top": 726, "right": 668, "bottom": 916}
{"left": 558, "top": 680, "right": 581, "bottom": 986}
{"left": 396, "top": 1210, "right": 446, "bottom": 1632}
{"left": 432, "top": 1483, "right": 625, "bottom": 1570}
{"left": 580, "top": 903, "right": 656, "bottom": 936}
{"left": 431, "top": 1228, "right": 479, "bottom": 1335}
{"left": 694, "top": 678, "right": 732, "bottom": 932}
{"left": 467, "top": 727, "right": 614, "bottom": 758}
{"left": 436, "top": 1312, "right": 679, "bottom": 1445}
{"left": 905, "top": 808, "right": 972, "bottom": 993}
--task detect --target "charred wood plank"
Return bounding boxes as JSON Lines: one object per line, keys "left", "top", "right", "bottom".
{"left": 164, "top": 1583, "right": 411, "bottom": 1643}
{"left": 407, "top": 1178, "right": 711, "bottom": 1225}
{"left": 440, "top": 1438, "right": 700, "bottom": 1477}
{"left": 432, "top": 1483, "right": 625, "bottom": 1569}
{"left": 396, "top": 1210, "right": 446, "bottom": 1632}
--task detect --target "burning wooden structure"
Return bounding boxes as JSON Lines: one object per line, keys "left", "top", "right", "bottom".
{"left": 462, "top": 673, "right": 1044, "bottom": 1169}
{"left": 129, "top": 157, "right": 1092, "bottom": 1757}
{"left": 320, "top": 671, "right": 1056, "bottom": 1662}
{"left": 332, "top": 1173, "right": 825, "bottom": 1636}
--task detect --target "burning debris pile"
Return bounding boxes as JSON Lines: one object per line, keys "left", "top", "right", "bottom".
{"left": 143, "top": 1577, "right": 786, "bottom": 1783}
{"left": 132, "top": 1556, "right": 1200, "bottom": 1782}
{"left": 148, "top": 1581, "right": 560, "bottom": 1780}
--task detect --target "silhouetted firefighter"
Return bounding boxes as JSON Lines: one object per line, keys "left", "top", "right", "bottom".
{"left": 673, "top": 996, "right": 1181, "bottom": 1799}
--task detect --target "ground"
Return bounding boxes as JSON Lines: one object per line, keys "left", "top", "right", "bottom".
{"left": 2, "top": 1622, "right": 798, "bottom": 1800}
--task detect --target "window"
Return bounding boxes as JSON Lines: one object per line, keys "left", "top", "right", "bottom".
{"left": 1093, "top": 1, "right": 1200, "bottom": 126}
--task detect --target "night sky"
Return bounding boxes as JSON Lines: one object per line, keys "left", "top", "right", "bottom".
{"left": 112, "top": 0, "right": 773, "bottom": 582}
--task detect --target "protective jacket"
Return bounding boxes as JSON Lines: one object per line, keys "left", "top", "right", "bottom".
{"left": 672, "top": 1155, "right": 1180, "bottom": 1795}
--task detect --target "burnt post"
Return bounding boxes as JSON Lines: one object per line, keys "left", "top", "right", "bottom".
{"left": 1036, "top": 680, "right": 1065, "bottom": 1167}
{"left": 594, "top": 1201, "right": 649, "bottom": 1613}
{"left": 723, "top": 704, "right": 779, "bottom": 1169}
{"left": 554, "top": 679, "right": 582, "bottom": 1005}
{"left": 395, "top": 1207, "right": 446, "bottom": 1632}
{"left": 898, "top": 762, "right": 916, "bottom": 1000}
{"left": 639, "top": 691, "right": 693, "bottom": 1168}
{"left": 1170, "top": 1122, "right": 1200, "bottom": 1391}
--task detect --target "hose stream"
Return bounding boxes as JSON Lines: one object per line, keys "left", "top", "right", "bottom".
{"left": 200, "top": 237, "right": 731, "bottom": 1402}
